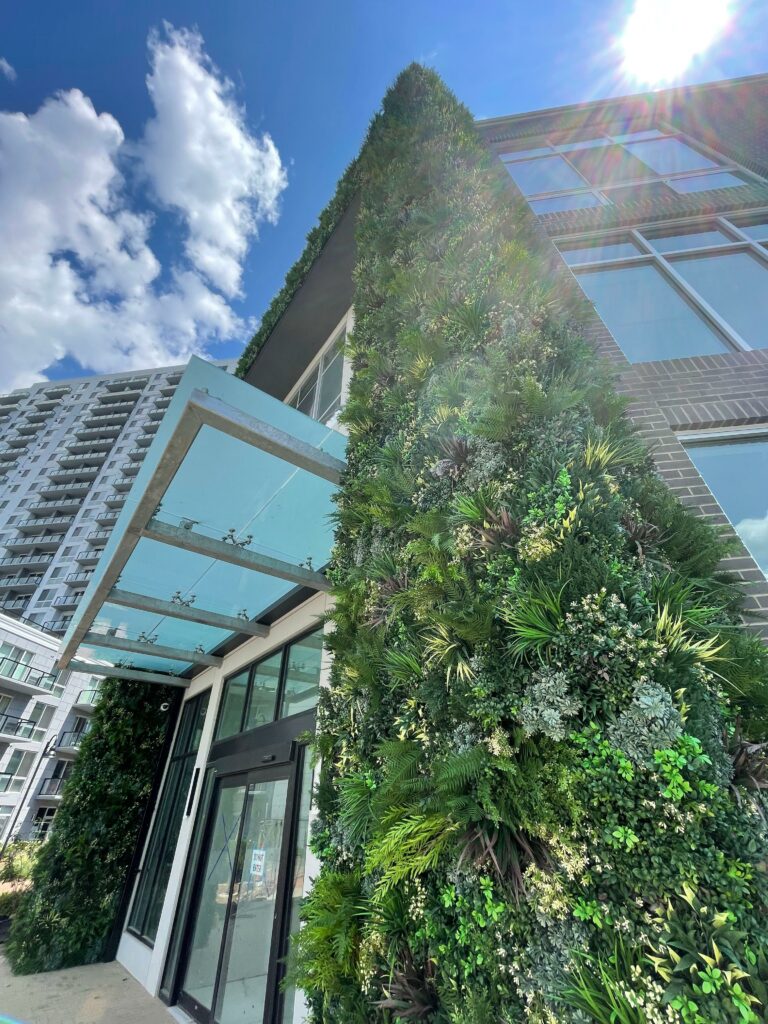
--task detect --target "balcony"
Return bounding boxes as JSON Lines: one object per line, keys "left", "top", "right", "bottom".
{"left": 0, "top": 392, "right": 26, "bottom": 406}
{"left": 38, "top": 776, "right": 66, "bottom": 798}
{"left": 104, "top": 494, "right": 126, "bottom": 509}
{"left": 47, "top": 466, "right": 100, "bottom": 483}
{"left": 56, "top": 453, "right": 107, "bottom": 469}
{"left": 105, "top": 377, "right": 148, "bottom": 393}
{"left": 98, "top": 387, "right": 142, "bottom": 404}
{"left": 126, "top": 448, "right": 146, "bottom": 463}
{"left": 153, "top": 395, "right": 172, "bottom": 409}
{"left": 94, "top": 508, "right": 120, "bottom": 524}
{"left": 73, "top": 424, "right": 121, "bottom": 442}
{"left": 15, "top": 422, "right": 38, "bottom": 436}
{"left": 0, "top": 597, "right": 30, "bottom": 614}
{"left": 33, "top": 397, "right": 59, "bottom": 411}
{"left": 0, "top": 448, "right": 21, "bottom": 461}
{"left": 4, "top": 534, "right": 63, "bottom": 554}
{"left": 65, "top": 570, "right": 92, "bottom": 586}
{"left": 53, "top": 595, "right": 80, "bottom": 612}
{"left": 6, "top": 435, "right": 28, "bottom": 449}
{"left": 76, "top": 549, "right": 102, "bottom": 565}
{"left": 16, "top": 515, "right": 74, "bottom": 534}
{"left": 0, "top": 713, "right": 45, "bottom": 743}
{"left": 38, "top": 482, "right": 90, "bottom": 501}
{"left": 73, "top": 688, "right": 100, "bottom": 711}
{"left": 142, "top": 421, "right": 159, "bottom": 435}
{"left": 0, "top": 575, "right": 43, "bottom": 593}
{"left": 113, "top": 476, "right": 133, "bottom": 492}
{"left": 24, "top": 409, "right": 49, "bottom": 424}
{"left": 159, "top": 383, "right": 177, "bottom": 397}
{"left": 0, "top": 553, "right": 53, "bottom": 571}
{"left": 65, "top": 439, "right": 114, "bottom": 455}
{"left": 81, "top": 409, "right": 132, "bottom": 428}
{"left": 0, "top": 656, "right": 63, "bottom": 697}
{"left": 146, "top": 408, "right": 164, "bottom": 422}
{"left": 42, "top": 618, "right": 71, "bottom": 634}
{"left": 86, "top": 529, "right": 111, "bottom": 544}
{"left": 57, "top": 729, "right": 88, "bottom": 754}
{"left": 120, "top": 463, "right": 140, "bottom": 477}
{"left": 29, "top": 497, "right": 83, "bottom": 516}
{"left": 43, "top": 385, "right": 70, "bottom": 399}
{"left": 135, "top": 435, "right": 153, "bottom": 448}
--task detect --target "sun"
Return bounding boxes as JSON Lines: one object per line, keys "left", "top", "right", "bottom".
{"left": 620, "top": 0, "right": 733, "bottom": 86}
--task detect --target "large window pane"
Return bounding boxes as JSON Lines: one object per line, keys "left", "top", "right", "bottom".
{"left": 499, "top": 145, "right": 553, "bottom": 161}
{"left": 567, "top": 144, "right": 659, "bottom": 185}
{"left": 504, "top": 155, "right": 586, "bottom": 196}
{"left": 625, "top": 137, "right": 717, "bottom": 174}
{"left": 686, "top": 439, "right": 768, "bottom": 575}
{"left": 244, "top": 651, "right": 282, "bottom": 731}
{"left": 559, "top": 238, "right": 640, "bottom": 265}
{"left": 530, "top": 193, "right": 602, "bottom": 214}
{"left": 576, "top": 264, "right": 727, "bottom": 363}
{"left": 317, "top": 341, "right": 344, "bottom": 424}
{"left": 733, "top": 219, "right": 768, "bottom": 241}
{"left": 672, "top": 251, "right": 768, "bottom": 349}
{"left": 669, "top": 172, "right": 745, "bottom": 193}
{"left": 216, "top": 669, "right": 249, "bottom": 740}
{"left": 646, "top": 227, "right": 731, "bottom": 252}
{"left": 280, "top": 630, "right": 324, "bottom": 720}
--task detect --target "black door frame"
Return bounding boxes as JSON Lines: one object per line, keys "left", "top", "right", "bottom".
{"left": 167, "top": 710, "right": 315, "bottom": 1024}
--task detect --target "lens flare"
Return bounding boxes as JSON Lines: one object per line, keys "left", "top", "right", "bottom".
{"left": 620, "top": 0, "right": 733, "bottom": 85}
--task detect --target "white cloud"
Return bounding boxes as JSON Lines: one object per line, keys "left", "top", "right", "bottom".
{"left": 140, "top": 25, "right": 286, "bottom": 297}
{"left": 736, "top": 511, "right": 768, "bottom": 573}
{"left": 0, "top": 25, "right": 286, "bottom": 389}
{"left": 0, "top": 58, "right": 16, "bottom": 82}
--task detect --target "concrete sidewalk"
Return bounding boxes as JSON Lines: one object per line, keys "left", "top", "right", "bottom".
{"left": 0, "top": 955, "right": 176, "bottom": 1024}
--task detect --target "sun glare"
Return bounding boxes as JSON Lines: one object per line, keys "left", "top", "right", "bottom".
{"left": 620, "top": 0, "right": 733, "bottom": 85}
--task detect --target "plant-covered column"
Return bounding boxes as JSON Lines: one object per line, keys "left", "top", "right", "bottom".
{"left": 294, "top": 66, "right": 768, "bottom": 1023}
{"left": 6, "top": 677, "right": 173, "bottom": 973}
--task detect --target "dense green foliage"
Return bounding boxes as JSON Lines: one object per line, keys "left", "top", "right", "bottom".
{"left": 6, "top": 679, "right": 172, "bottom": 973}
{"left": 293, "top": 67, "right": 768, "bottom": 1022}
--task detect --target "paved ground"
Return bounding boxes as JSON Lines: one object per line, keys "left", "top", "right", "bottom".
{"left": 0, "top": 955, "right": 175, "bottom": 1024}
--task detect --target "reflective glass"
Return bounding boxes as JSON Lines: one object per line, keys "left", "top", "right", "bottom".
{"left": 280, "top": 756, "right": 314, "bottom": 1024}
{"left": 612, "top": 129, "right": 665, "bottom": 143}
{"left": 732, "top": 219, "right": 768, "bottom": 241}
{"left": 244, "top": 651, "right": 282, "bottom": 731}
{"left": 601, "top": 180, "right": 674, "bottom": 204}
{"left": 576, "top": 264, "right": 727, "bottom": 363}
{"left": 317, "top": 340, "right": 345, "bottom": 423}
{"left": 686, "top": 439, "right": 768, "bottom": 575}
{"left": 499, "top": 145, "right": 553, "bottom": 161}
{"left": 567, "top": 144, "right": 660, "bottom": 185}
{"left": 645, "top": 228, "right": 731, "bottom": 252}
{"left": 553, "top": 136, "right": 610, "bottom": 152}
{"left": 559, "top": 238, "right": 640, "bottom": 265}
{"left": 672, "top": 251, "right": 768, "bottom": 349}
{"left": 504, "top": 155, "right": 587, "bottom": 196}
{"left": 668, "top": 172, "right": 745, "bottom": 193}
{"left": 530, "top": 193, "right": 602, "bottom": 214}
{"left": 216, "top": 669, "right": 249, "bottom": 740}
{"left": 625, "top": 137, "right": 717, "bottom": 174}
{"left": 280, "top": 629, "right": 324, "bottom": 719}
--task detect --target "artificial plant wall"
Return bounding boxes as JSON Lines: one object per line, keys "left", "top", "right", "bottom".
{"left": 6, "top": 678, "right": 173, "bottom": 973}
{"left": 294, "top": 67, "right": 768, "bottom": 1023}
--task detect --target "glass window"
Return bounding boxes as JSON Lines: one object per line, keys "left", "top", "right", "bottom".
{"left": 646, "top": 227, "right": 731, "bottom": 252}
{"left": 612, "top": 129, "right": 665, "bottom": 143}
{"left": 668, "top": 172, "right": 745, "bottom": 194}
{"left": 733, "top": 219, "right": 768, "bottom": 241}
{"left": 625, "top": 137, "right": 717, "bottom": 174}
{"left": 672, "top": 251, "right": 768, "bottom": 349}
{"left": 499, "top": 145, "right": 553, "bottom": 161}
{"left": 553, "top": 136, "right": 610, "bottom": 152}
{"left": 686, "top": 438, "right": 768, "bottom": 575}
{"left": 317, "top": 340, "right": 344, "bottom": 423}
{"left": 576, "top": 264, "right": 727, "bottom": 363}
{"left": 280, "top": 629, "right": 324, "bottom": 719}
{"left": 559, "top": 238, "right": 640, "bottom": 265}
{"left": 601, "top": 180, "right": 674, "bottom": 204}
{"left": 530, "top": 193, "right": 603, "bottom": 214}
{"left": 503, "top": 155, "right": 587, "bottom": 196}
{"left": 567, "top": 144, "right": 660, "bottom": 186}
{"left": 128, "top": 690, "right": 209, "bottom": 945}
{"left": 215, "top": 668, "right": 249, "bottom": 740}
{"left": 244, "top": 651, "right": 282, "bottom": 731}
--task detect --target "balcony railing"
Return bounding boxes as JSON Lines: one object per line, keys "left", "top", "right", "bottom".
{"left": 47, "top": 466, "right": 99, "bottom": 483}
{"left": 126, "top": 448, "right": 146, "bottom": 462}
{"left": 0, "top": 713, "right": 45, "bottom": 741}
{"left": 0, "top": 554, "right": 53, "bottom": 570}
{"left": 86, "top": 529, "right": 111, "bottom": 543}
{"left": 16, "top": 515, "right": 74, "bottom": 533}
{"left": 0, "top": 575, "right": 43, "bottom": 592}
{"left": 56, "top": 453, "right": 107, "bottom": 469}
{"left": 75, "top": 688, "right": 100, "bottom": 707}
{"left": 29, "top": 498, "right": 83, "bottom": 515}
{"left": 42, "top": 619, "right": 71, "bottom": 634}
{"left": 38, "top": 776, "right": 66, "bottom": 797}
{"left": 57, "top": 730, "right": 88, "bottom": 750}
{"left": 104, "top": 494, "right": 126, "bottom": 509}
{"left": 74, "top": 424, "right": 121, "bottom": 441}
{"left": 53, "top": 595, "right": 80, "bottom": 610}
{"left": 0, "top": 449, "right": 21, "bottom": 461}
{"left": 65, "top": 439, "right": 114, "bottom": 455}
{"left": 95, "top": 510, "right": 120, "bottom": 526}
{"left": 0, "top": 655, "right": 62, "bottom": 695}
{"left": 105, "top": 378, "right": 148, "bottom": 392}
{"left": 65, "top": 570, "right": 93, "bottom": 585}
{"left": 1, "top": 598, "right": 30, "bottom": 612}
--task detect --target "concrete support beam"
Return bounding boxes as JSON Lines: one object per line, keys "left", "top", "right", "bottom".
{"left": 107, "top": 587, "right": 270, "bottom": 638}
{"left": 68, "top": 659, "right": 189, "bottom": 688}
{"left": 82, "top": 631, "right": 222, "bottom": 668}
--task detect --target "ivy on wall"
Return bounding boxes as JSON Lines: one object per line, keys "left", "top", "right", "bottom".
{"left": 293, "top": 66, "right": 768, "bottom": 1023}
{"left": 6, "top": 678, "right": 173, "bottom": 974}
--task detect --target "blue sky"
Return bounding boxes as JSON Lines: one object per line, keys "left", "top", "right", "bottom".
{"left": 1, "top": 0, "right": 766, "bottom": 387}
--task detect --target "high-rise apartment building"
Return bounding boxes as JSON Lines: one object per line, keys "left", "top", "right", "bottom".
{"left": 40, "top": 72, "right": 768, "bottom": 1022}
{"left": 0, "top": 362, "right": 232, "bottom": 842}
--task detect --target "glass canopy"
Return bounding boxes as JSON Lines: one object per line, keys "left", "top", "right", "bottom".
{"left": 59, "top": 358, "right": 346, "bottom": 684}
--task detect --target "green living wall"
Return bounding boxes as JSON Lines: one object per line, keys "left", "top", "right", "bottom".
{"left": 291, "top": 67, "right": 768, "bottom": 1023}
{"left": 6, "top": 678, "right": 173, "bottom": 973}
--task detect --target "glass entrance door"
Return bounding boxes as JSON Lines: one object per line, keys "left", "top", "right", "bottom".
{"left": 178, "top": 768, "right": 290, "bottom": 1024}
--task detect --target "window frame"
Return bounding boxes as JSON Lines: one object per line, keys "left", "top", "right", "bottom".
{"left": 553, "top": 210, "right": 768, "bottom": 357}
{"left": 498, "top": 123, "right": 762, "bottom": 215}
{"left": 213, "top": 624, "right": 325, "bottom": 743}
{"left": 284, "top": 308, "right": 353, "bottom": 425}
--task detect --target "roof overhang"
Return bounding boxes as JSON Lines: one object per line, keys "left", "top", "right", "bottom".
{"left": 59, "top": 358, "right": 346, "bottom": 687}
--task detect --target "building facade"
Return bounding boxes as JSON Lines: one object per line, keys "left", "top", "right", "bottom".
{"left": 0, "top": 362, "right": 232, "bottom": 842}
{"left": 51, "top": 73, "right": 768, "bottom": 1023}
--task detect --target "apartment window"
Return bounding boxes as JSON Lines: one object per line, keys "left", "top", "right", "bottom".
{"left": 128, "top": 690, "right": 209, "bottom": 946}
{"left": 215, "top": 626, "right": 325, "bottom": 741}
{"left": 287, "top": 323, "right": 347, "bottom": 424}
{"left": 685, "top": 436, "right": 768, "bottom": 576}
{"left": 557, "top": 215, "right": 768, "bottom": 362}
{"left": 2, "top": 750, "right": 33, "bottom": 792}
{"left": 499, "top": 128, "right": 753, "bottom": 216}
{"left": 30, "top": 806, "right": 56, "bottom": 840}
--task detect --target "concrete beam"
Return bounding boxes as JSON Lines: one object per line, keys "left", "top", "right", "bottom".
{"left": 142, "top": 518, "right": 332, "bottom": 593}
{"left": 82, "top": 631, "right": 222, "bottom": 668}
{"left": 107, "top": 587, "right": 270, "bottom": 638}
{"left": 68, "top": 659, "right": 189, "bottom": 688}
